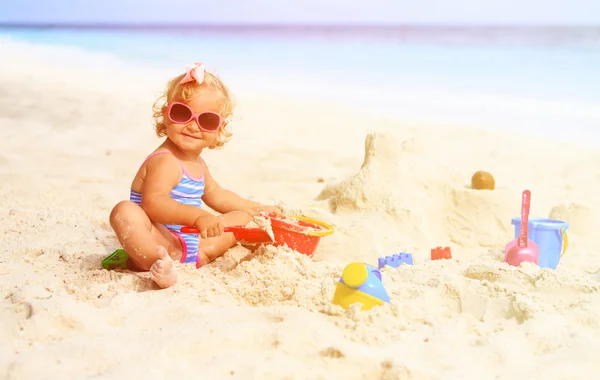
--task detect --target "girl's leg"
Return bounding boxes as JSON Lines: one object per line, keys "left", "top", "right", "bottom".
{"left": 109, "top": 200, "right": 182, "bottom": 288}
{"left": 198, "top": 211, "right": 254, "bottom": 266}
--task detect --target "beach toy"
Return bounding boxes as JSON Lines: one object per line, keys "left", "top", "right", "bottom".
{"left": 180, "top": 225, "right": 274, "bottom": 244}
{"left": 378, "top": 252, "right": 413, "bottom": 269}
{"left": 504, "top": 190, "right": 539, "bottom": 267}
{"left": 431, "top": 246, "right": 452, "bottom": 260}
{"left": 269, "top": 215, "right": 334, "bottom": 257}
{"left": 332, "top": 262, "right": 390, "bottom": 310}
{"left": 510, "top": 218, "right": 569, "bottom": 270}
{"left": 471, "top": 170, "right": 495, "bottom": 190}
{"left": 101, "top": 249, "right": 129, "bottom": 270}
{"left": 182, "top": 214, "right": 334, "bottom": 256}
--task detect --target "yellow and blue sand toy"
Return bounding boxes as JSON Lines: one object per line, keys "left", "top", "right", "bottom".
{"left": 332, "top": 262, "right": 390, "bottom": 310}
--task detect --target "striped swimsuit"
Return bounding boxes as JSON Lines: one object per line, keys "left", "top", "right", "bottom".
{"left": 130, "top": 150, "right": 205, "bottom": 268}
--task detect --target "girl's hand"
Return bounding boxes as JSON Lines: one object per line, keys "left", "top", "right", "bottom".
{"left": 194, "top": 214, "right": 225, "bottom": 239}
{"left": 258, "top": 205, "right": 283, "bottom": 216}
{"left": 242, "top": 204, "right": 283, "bottom": 217}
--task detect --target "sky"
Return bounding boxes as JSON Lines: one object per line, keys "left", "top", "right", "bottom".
{"left": 1, "top": 0, "right": 599, "bottom": 26}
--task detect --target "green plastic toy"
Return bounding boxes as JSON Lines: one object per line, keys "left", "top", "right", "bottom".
{"left": 101, "top": 249, "right": 130, "bottom": 270}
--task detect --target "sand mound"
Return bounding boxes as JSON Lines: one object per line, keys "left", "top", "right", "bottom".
{"left": 445, "top": 187, "right": 516, "bottom": 248}
{"left": 317, "top": 132, "right": 519, "bottom": 255}
{"left": 317, "top": 132, "right": 436, "bottom": 216}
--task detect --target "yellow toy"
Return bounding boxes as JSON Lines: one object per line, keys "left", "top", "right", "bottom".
{"left": 332, "top": 262, "right": 390, "bottom": 310}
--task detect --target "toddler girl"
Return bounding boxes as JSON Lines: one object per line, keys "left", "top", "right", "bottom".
{"left": 109, "top": 62, "right": 281, "bottom": 289}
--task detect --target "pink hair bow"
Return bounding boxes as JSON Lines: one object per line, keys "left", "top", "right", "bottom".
{"left": 180, "top": 62, "right": 205, "bottom": 85}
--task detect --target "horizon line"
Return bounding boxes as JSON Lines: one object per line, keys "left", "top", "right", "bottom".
{"left": 1, "top": 22, "right": 599, "bottom": 30}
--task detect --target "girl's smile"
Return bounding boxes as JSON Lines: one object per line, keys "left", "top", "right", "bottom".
{"left": 182, "top": 133, "right": 202, "bottom": 140}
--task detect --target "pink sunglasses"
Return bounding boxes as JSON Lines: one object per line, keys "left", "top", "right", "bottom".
{"left": 167, "top": 102, "right": 223, "bottom": 132}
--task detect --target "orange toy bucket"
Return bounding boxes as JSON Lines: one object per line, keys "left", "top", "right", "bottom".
{"left": 269, "top": 215, "right": 334, "bottom": 256}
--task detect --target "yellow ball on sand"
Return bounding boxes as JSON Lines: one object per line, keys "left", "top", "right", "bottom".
{"left": 471, "top": 171, "right": 495, "bottom": 190}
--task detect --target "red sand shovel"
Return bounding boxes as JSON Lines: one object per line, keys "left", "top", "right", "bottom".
{"left": 180, "top": 226, "right": 274, "bottom": 245}
{"left": 504, "top": 189, "right": 539, "bottom": 266}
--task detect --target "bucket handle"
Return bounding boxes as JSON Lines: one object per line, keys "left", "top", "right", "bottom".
{"left": 291, "top": 215, "right": 335, "bottom": 237}
{"left": 560, "top": 228, "right": 568, "bottom": 257}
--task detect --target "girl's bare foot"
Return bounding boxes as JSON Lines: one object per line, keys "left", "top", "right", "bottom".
{"left": 149, "top": 246, "right": 178, "bottom": 289}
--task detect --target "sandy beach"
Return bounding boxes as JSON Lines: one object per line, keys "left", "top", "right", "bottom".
{"left": 2, "top": 38, "right": 600, "bottom": 379}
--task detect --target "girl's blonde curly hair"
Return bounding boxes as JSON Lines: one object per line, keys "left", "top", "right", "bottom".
{"left": 152, "top": 69, "right": 235, "bottom": 149}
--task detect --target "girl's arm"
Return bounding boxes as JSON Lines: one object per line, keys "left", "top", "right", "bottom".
{"left": 200, "top": 159, "right": 269, "bottom": 214}
{"left": 140, "top": 154, "right": 213, "bottom": 227}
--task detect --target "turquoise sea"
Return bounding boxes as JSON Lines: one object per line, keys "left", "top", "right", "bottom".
{"left": 2, "top": 26, "right": 600, "bottom": 143}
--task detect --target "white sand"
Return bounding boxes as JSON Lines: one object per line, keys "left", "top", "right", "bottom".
{"left": 2, "top": 38, "right": 600, "bottom": 379}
